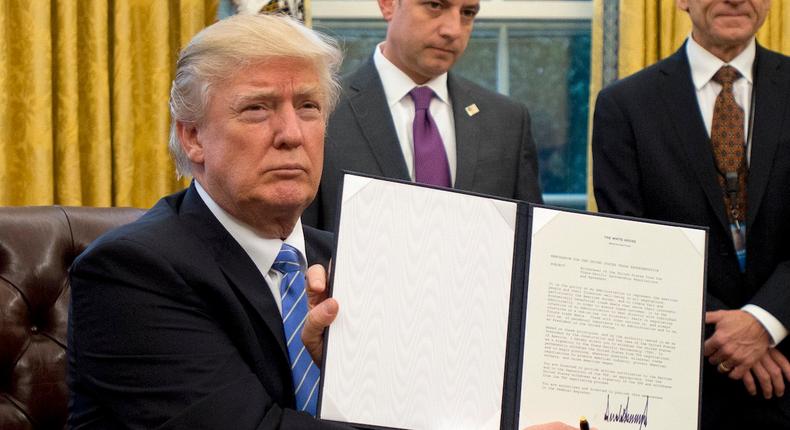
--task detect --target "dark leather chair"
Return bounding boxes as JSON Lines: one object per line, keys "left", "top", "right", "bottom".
{"left": 0, "top": 206, "right": 144, "bottom": 429}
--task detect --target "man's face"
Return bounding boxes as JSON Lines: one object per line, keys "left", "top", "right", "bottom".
{"left": 379, "top": 0, "right": 480, "bottom": 84}
{"left": 183, "top": 58, "right": 325, "bottom": 231}
{"left": 677, "top": 0, "right": 770, "bottom": 54}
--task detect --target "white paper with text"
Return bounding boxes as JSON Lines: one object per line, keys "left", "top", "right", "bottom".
{"left": 519, "top": 207, "right": 705, "bottom": 430}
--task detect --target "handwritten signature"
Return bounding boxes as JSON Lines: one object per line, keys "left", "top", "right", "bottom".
{"left": 603, "top": 394, "right": 649, "bottom": 429}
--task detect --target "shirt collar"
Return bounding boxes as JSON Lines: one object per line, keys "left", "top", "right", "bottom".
{"left": 373, "top": 42, "right": 450, "bottom": 107}
{"left": 686, "top": 35, "right": 755, "bottom": 90}
{"left": 194, "top": 180, "right": 307, "bottom": 273}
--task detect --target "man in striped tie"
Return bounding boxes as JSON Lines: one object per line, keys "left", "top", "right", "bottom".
{"left": 68, "top": 13, "right": 350, "bottom": 429}
{"left": 68, "top": 12, "right": 584, "bottom": 430}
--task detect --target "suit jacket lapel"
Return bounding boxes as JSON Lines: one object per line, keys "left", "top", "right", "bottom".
{"left": 346, "top": 59, "right": 411, "bottom": 180}
{"left": 658, "top": 47, "right": 731, "bottom": 233}
{"left": 746, "top": 45, "right": 788, "bottom": 229}
{"left": 178, "top": 185, "right": 289, "bottom": 362}
{"left": 449, "top": 73, "right": 481, "bottom": 190}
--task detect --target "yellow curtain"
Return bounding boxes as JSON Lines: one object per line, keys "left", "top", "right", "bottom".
{"left": 0, "top": 0, "right": 217, "bottom": 207}
{"left": 617, "top": 0, "right": 690, "bottom": 79}
{"left": 758, "top": 2, "right": 790, "bottom": 55}
{"left": 588, "top": 0, "right": 790, "bottom": 210}
{"left": 586, "top": 0, "right": 605, "bottom": 211}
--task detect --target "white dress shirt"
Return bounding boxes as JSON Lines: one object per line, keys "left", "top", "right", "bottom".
{"left": 195, "top": 181, "right": 307, "bottom": 315}
{"left": 373, "top": 43, "right": 457, "bottom": 184}
{"left": 686, "top": 36, "right": 787, "bottom": 345}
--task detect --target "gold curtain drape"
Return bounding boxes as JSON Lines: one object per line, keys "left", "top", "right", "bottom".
{"left": 617, "top": 0, "right": 690, "bottom": 79}
{"left": 0, "top": 0, "right": 217, "bottom": 207}
{"left": 586, "top": 0, "right": 605, "bottom": 211}
{"left": 588, "top": 0, "right": 790, "bottom": 210}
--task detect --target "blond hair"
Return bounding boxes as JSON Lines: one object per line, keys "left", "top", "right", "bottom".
{"left": 168, "top": 14, "right": 342, "bottom": 177}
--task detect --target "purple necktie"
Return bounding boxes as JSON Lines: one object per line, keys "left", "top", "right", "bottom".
{"left": 409, "top": 86, "right": 451, "bottom": 187}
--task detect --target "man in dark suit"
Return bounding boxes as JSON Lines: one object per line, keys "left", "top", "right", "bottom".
{"left": 67, "top": 12, "right": 580, "bottom": 430}
{"left": 67, "top": 14, "right": 348, "bottom": 429}
{"left": 302, "top": 0, "right": 543, "bottom": 230}
{"left": 593, "top": 1, "right": 790, "bottom": 429}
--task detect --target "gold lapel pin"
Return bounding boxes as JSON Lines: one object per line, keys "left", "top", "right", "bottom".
{"left": 465, "top": 103, "right": 479, "bottom": 117}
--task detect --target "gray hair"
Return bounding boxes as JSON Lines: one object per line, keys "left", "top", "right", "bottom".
{"left": 168, "top": 14, "right": 342, "bottom": 177}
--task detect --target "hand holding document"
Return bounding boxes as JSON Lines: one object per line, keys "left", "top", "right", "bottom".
{"left": 318, "top": 173, "right": 706, "bottom": 430}
{"left": 303, "top": 264, "right": 338, "bottom": 365}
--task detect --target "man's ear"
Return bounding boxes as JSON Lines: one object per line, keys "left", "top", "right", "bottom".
{"left": 378, "top": 0, "right": 396, "bottom": 22}
{"left": 176, "top": 121, "right": 204, "bottom": 165}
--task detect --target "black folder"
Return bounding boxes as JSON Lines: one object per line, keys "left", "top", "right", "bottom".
{"left": 317, "top": 172, "right": 707, "bottom": 430}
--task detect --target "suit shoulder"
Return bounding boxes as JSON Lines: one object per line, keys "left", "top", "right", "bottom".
{"left": 328, "top": 63, "right": 379, "bottom": 116}
{"left": 338, "top": 59, "right": 380, "bottom": 93}
{"left": 450, "top": 73, "right": 525, "bottom": 111}
{"left": 74, "top": 192, "right": 194, "bottom": 266}
{"left": 760, "top": 45, "right": 790, "bottom": 62}
{"left": 598, "top": 59, "right": 668, "bottom": 100}
{"left": 758, "top": 45, "right": 790, "bottom": 72}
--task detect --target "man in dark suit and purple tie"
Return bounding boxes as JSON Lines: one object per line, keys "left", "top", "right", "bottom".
{"left": 302, "top": 0, "right": 543, "bottom": 230}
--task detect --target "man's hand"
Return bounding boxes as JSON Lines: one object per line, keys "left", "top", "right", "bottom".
{"left": 302, "top": 264, "right": 339, "bottom": 366}
{"left": 704, "top": 310, "right": 771, "bottom": 379}
{"left": 741, "top": 348, "right": 790, "bottom": 399}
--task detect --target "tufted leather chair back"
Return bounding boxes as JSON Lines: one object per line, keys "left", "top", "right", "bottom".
{"left": 0, "top": 206, "right": 144, "bottom": 430}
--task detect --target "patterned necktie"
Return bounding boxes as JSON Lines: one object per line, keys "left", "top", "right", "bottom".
{"left": 710, "top": 65, "right": 747, "bottom": 272}
{"left": 272, "top": 243, "right": 320, "bottom": 415}
{"left": 410, "top": 86, "right": 451, "bottom": 187}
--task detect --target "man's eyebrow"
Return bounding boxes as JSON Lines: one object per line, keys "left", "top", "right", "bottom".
{"left": 232, "top": 90, "right": 278, "bottom": 104}
{"left": 231, "top": 85, "right": 324, "bottom": 104}
{"left": 293, "top": 84, "right": 324, "bottom": 99}
{"left": 464, "top": 2, "right": 480, "bottom": 12}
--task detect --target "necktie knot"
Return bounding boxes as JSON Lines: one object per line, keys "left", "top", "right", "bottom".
{"left": 409, "top": 86, "right": 434, "bottom": 110}
{"left": 712, "top": 65, "right": 741, "bottom": 86}
{"left": 272, "top": 243, "right": 303, "bottom": 274}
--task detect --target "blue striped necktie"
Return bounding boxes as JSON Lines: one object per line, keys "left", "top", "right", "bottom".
{"left": 272, "top": 243, "right": 320, "bottom": 415}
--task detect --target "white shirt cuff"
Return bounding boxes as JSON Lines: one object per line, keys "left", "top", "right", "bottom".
{"left": 742, "top": 304, "right": 788, "bottom": 346}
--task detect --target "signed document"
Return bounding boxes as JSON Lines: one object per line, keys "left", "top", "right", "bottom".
{"left": 319, "top": 174, "right": 706, "bottom": 430}
{"left": 518, "top": 207, "right": 706, "bottom": 430}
